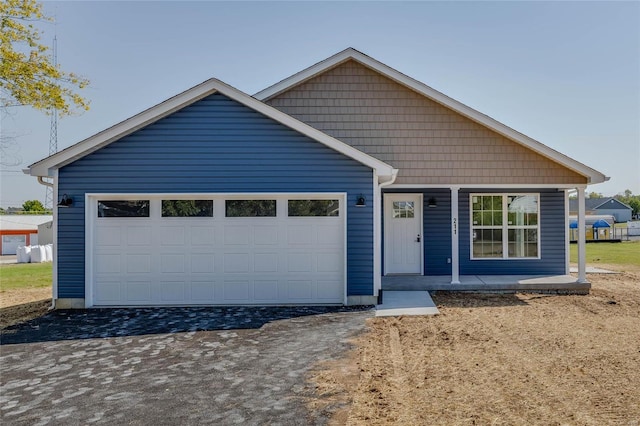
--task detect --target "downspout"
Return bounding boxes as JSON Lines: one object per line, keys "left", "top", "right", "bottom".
{"left": 375, "top": 169, "right": 398, "bottom": 304}
{"left": 379, "top": 169, "right": 399, "bottom": 189}
{"left": 37, "top": 176, "right": 54, "bottom": 187}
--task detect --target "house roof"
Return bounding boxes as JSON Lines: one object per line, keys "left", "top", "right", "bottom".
{"left": 26, "top": 78, "right": 396, "bottom": 182}
{"left": 569, "top": 197, "right": 632, "bottom": 212}
{"left": 255, "top": 48, "right": 608, "bottom": 185}
{"left": 0, "top": 215, "right": 53, "bottom": 231}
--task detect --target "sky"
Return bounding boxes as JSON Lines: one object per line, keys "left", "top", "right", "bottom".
{"left": 1, "top": 0, "right": 639, "bottom": 208}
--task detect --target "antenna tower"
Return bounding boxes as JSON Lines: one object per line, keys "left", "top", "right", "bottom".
{"left": 45, "top": 35, "right": 58, "bottom": 209}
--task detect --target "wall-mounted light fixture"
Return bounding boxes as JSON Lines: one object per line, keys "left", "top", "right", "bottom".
{"left": 355, "top": 194, "right": 366, "bottom": 207}
{"left": 58, "top": 194, "right": 73, "bottom": 207}
{"left": 428, "top": 197, "right": 437, "bottom": 208}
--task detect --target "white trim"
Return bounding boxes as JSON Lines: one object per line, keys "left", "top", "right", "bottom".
{"left": 469, "top": 193, "right": 541, "bottom": 260}
{"left": 84, "top": 193, "right": 93, "bottom": 308}
{"left": 383, "top": 193, "right": 424, "bottom": 275}
{"left": 451, "top": 187, "right": 460, "bottom": 284}
{"left": 388, "top": 184, "right": 582, "bottom": 189}
{"left": 27, "top": 79, "right": 395, "bottom": 180}
{"left": 52, "top": 170, "right": 59, "bottom": 306}
{"left": 372, "top": 170, "right": 381, "bottom": 296}
{"left": 565, "top": 190, "right": 570, "bottom": 275}
{"left": 84, "top": 192, "right": 348, "bottom": 308}
{"left": 577, "top": 187, "right": 587, "bottom": 283}
{"left": 255, "top": 48, "right": 607, "bottom": 185}
{"left": 342, "top": 193, "right": 348, "bottom": 306}
{"left": 375, "top": 169, "right": 398, "bottom": 296}
{"left": 255, "top": 52, "right": 353, "bottom": 100}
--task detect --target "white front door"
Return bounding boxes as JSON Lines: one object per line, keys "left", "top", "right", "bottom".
{"left": 384, "top": 194, "right": 422, "bottom": 274}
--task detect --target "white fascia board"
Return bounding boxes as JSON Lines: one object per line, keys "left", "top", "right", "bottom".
{"left": 27, "top": 81, "right": 222, "bottom": 177}
{"left": 27, "top": 76, "right": 395, "bottom": 180}
{"left": 214, "top": 80, "right": 395, "bottom": 178}
{"left": 387, "top": 183, "right": 585, "bottom": 190}
{"left": 255, "top": 48, "right": 608, "bottom": 185}
{"left": 255, "top": 48, "right": 357, "bottom": 100}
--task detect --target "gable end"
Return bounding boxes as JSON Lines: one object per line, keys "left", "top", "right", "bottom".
{"left": 265, "top": 60, "right": 589, "bottom": 186}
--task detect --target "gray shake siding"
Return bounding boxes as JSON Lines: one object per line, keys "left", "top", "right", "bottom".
{"left": 57, "top": 93, "right": 375, "bottom": 299}
{"left": 266, "top": 60, "right": 587, "bottom": 186}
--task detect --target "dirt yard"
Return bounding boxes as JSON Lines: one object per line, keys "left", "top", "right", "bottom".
{"left": 0, "top": 288, "right": 51, "bottom": 330}
{"left": 2, "top": 268, "right": 639, "bottom": 424}
{"left": 311, "top": 265, "right": 640, "bottom": 425}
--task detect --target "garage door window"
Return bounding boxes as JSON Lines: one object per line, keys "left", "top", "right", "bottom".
{"left": 225, "top": 200, "right": 276, "bottom": 217}
{"left": 162, "top": 200, "right": 213, "bottom": 217}
{"left": 288, "top": 200, "right": 339, "bottom": 216}
{"left": 98, "top": 200, "right": 150, "bottom": 217}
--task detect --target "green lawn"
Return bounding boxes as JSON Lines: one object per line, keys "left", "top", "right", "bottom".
{"left": 0, "top": 263, "right": 53, "bottom": 291}
{"left": 569, "top": 240, "right": 640, "bottom": 267}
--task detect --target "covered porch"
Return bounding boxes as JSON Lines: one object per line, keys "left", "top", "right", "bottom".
{"left": 374, "top": 186, "right": 592, "bottom": 297}
{"left": 382, "top": 274, "right": 590, "bottom": 294}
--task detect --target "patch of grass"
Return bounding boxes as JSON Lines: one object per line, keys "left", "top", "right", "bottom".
{"left": 570, "top": 240, "right": 640, "bottom": 266}
{"left": 0, "top": 263, "right": 53, "bottom": 291}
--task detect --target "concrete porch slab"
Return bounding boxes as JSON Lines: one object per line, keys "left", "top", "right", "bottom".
{"left": 375, "top": 291, "right": 439, "bottom": 317}
{"left": 382, "top": 274, "right": 590, "bottom": 294}
{"left": 570, "top": 266, "right": 619, "bottom": 274}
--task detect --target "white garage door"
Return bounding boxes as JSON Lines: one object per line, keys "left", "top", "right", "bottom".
{"left": 89, "top": 194, "right": 345, "bottom": 306}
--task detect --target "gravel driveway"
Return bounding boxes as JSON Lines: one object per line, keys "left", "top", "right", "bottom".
{"left": 1, "top": 306, "right": 372, "bottom": 425}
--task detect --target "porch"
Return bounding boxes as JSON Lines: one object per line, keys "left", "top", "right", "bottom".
{"left": 382, "top": 274, "right": 590, "bottom": 294}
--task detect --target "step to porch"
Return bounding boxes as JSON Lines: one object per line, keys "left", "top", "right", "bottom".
{"left": 375, "top": 291, "right": 439, "bottom": 317}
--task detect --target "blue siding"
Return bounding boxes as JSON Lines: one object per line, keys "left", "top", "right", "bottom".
{"left": 57, "top": 93, "right": 374, "bottom": 299}
{"left": 595, "top": 209, "right": 632, "bottom": 223}
{"left": 382, "top": 189, "right": 566, "bottom": 276}
{"left": 459, "top": 189, "right": 566, "bottom": 275}
{"left": 422, "top": 189, "right": 453, "bottom": 275}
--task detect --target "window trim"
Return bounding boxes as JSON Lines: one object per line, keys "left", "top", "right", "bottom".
{"left": 469, "top": 193, "right": 541, "bottom": 260}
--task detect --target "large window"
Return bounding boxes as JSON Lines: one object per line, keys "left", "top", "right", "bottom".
{"left": 471, "top": 194, "right": 539, "bottom": 259}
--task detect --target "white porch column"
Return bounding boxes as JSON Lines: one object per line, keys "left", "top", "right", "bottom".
{"left": 564, "top": 189, "right": 571, "bottom": 275}
{"left": 577, "top": 186, "right": 587, "bottom": 283}
{"left": 373, "top": 176, "right": 382, "bottom": 296}
{"left": 451, "top": 186, "right": 460, "bottom": 284}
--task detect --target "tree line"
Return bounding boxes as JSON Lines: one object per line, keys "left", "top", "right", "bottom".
{"left": 0, "top": 200, "right": 52, "bottom": 215}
